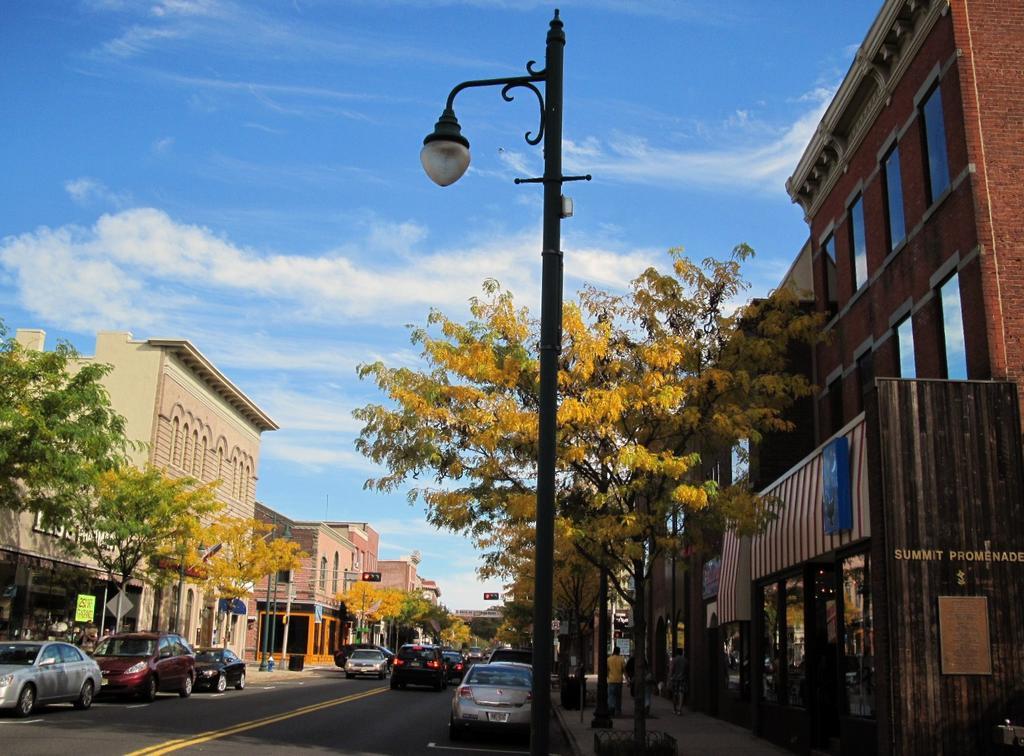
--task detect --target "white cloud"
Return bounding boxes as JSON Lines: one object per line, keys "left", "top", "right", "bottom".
{"left": 153, "top": 136, "right": 175, "bottom": 154}
{"left": 64, "top": 177, "right": 132, "bottom": 208}
{"left": 564, "top": 89, "right": 835, "bottom": 194}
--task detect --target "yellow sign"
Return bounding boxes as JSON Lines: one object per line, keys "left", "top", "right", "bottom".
{"left": 75, "top": 594, "right": 96, "bottom": 623}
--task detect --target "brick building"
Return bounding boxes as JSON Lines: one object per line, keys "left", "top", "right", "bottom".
{"left": 686, "top": 2, "right": 1024, "bottom": 755}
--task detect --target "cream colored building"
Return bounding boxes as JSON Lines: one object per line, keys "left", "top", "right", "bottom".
{"left": 0, "top": 330, "right": 276, "bottom": 653}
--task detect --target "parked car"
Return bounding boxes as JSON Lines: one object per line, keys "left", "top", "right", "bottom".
{"left": 345, "top": 649, "right": 389, "bottom": 679}
{"left": 442, "top": 650, "right": 466, "bottom": 682}
{"left": 486, "top": 647, "right": 533, "bottom": 666}
{"left": 93, "top": 632, "right": 195, "bottom": 701}
{"left": 0, "top": 641, "right": 102, "bottom": 716}
{"left": 193, "top": 647, "right": 247, "bottom": 692}
{"left": 334, "top": 643, "right": 394, "bottom": 668}
{"left": 390, "top": 644, "right": 446, "bottom": 690}
{"left": 449, "top": 661, "right": 532, "bottom": 741}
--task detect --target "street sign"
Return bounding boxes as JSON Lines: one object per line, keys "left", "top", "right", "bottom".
{"left": 106, "top": 590, "right": 133, "bottom": 619}
{"left": 75, "top": 594, "right": 96, "bottom": 623}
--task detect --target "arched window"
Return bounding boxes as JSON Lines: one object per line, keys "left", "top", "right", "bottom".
{"left": 198, "top": 436, "right": 208, "bottom": 479}
{"left": 332, "top": 552, "right": 339, "bottom": 593}
{"left": 319, "top": 557, "right": 328, "bottom": 590}
{"left": 182, "top": 424, "right": 192, "bottom": 471}
{"left": 184, "top": 589, "right": 195, "bottom": 638}
{"left": 217, "top": 447, "right": 224, "bottom": 485}
{"left": 231, "top": 457, "right": 240, "bottom": 499}
{"left": 191, "top": 430, "right": 200, "bottom": 476}
{"left": 171, "top": 418, "right": 181, "bottom": 466}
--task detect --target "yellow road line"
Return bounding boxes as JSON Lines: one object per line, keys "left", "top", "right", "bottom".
{"left": 125, "top": 687, "right": 386, "bottom": 755}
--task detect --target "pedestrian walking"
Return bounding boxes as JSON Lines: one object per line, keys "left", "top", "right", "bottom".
{"left": 606, "top": 646, "right": 626, "bottom": 716}
{"left": 669, "top": 647, "right": 688, "bottom": 715}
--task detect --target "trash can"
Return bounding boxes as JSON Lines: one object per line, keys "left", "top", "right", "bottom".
{"left": 288, "top": 654, "right": 304, "bottom": 671}
{"left": 560, "top": 674, "right": 581, "bottom": 709}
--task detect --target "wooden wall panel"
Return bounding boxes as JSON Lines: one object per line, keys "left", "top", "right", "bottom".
{"left": 872, "top": 379, "right": 1024, "bottom": 755}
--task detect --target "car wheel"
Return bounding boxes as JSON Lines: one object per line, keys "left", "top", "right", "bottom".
{"left": 449, "top": 715, "right": 461, "bottom": 741}
{"left": 235, "top": 672, "right": 246, "bottom": 691}
{"left": 15, "top": 685, "right": 35, "bottom": 717}
{"left": 141, "top": 675, "right": 158, "bottom": 702}
{"left": 389, "top": 676, "right": 399, "bottom": 690}
{"left": 216, "top": 674, "right": 227, "bottom": 693}
{"left": 74, "top": 680, "right": 94, "bottom": 710}
{"left": 179, "top": 674, "right": 193, "bottom": 698}
{"left": 346, "top": 673, "right": 353, "bottom": 679}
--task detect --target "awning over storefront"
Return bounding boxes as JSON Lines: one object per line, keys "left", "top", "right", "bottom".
{"left": 717, "top": 531, "right": 751, "bottom": 624}
{"left": 751, "top": 416, "right": 870, "bottom": 580}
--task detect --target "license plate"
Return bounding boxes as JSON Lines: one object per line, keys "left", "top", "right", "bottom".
{"left": 488, "top": 712, "right": 510, "bottom": 723}
{"left": 101, "top": 679, "right": 109, "bottom": 686}
{"left": 410, "top": 661, "right": 422, "bottom": 667}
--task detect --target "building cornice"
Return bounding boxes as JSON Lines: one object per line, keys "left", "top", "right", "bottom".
{"left": 786, "top": 0, "right": 948, "bottom": 219}
{"left": 147, "top": 338, "right": 278, "bottom": 432}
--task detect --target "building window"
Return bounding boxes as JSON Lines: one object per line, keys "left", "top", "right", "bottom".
{"left": 896, "top": 316, "right": 916, "bottom": 379}
{"left": 841, "top": 552, "right": 874, "bottom": 717}
{"left": 821, "top": 234, "right": 838, "bottom": 316}
{"left": 883, "top": 145, "right": 906, "bottom": 250}
{"left": 827, "top": 376, "right": 844, "bottom": 436}
{"left": 855, "top": 351, "right": 874, "bottom": 415}
{"left": 722, "top": 622, "right": 749, "bottom": 699}
{"left": 921, "top": 84, "right": 950, "bottom": 204}
{"left": 848, "top": 195, "right": 868, "bottom": 290}
{"left": 191, "top": 430, "right": 200, "bottom": 476}
{"left": 172, "top": 418, "right": 181, "bottom": 466}
{"left": 785, "top": 576, "right": 806, "bottom": 708}
{"left": 320, "top": 557, "right": 328, "bottom": 590}
{"left": 940, "top": 274, "right": 967, "bottom": 379}
{"left": 184, "top": 589, "right": 195, "bottom": 638}
{"left": 332, "top": 552, "right": 339, "bottom": 594}
{"left": 762, "top": 583, "right": 780, "bottom": 703}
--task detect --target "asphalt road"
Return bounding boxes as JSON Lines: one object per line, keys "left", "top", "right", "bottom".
{"left": 0, "top": 668, "right": 570, "bottom": 755}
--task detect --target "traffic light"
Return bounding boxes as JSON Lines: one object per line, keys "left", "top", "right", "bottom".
{"left": 483, "top": 592, "right": 500, "bottom": 601}
{"left": 361, "top": 572, "right": 381, "bottom": 582}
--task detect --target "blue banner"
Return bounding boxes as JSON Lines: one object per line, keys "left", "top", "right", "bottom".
{"left": 218, "top": 598, "right": 247, "bottom": 615}
{"left": 822, "top": 436, "right": 852, "bottom": 534}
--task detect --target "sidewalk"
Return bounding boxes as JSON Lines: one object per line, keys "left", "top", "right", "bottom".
{"left": 244, "top": 661, "right": 339, "bottom": 685}
{"left": 553, "top": 676, "right": 789, "bottom": 756}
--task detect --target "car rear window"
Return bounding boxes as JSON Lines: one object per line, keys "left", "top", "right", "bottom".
{"left": 443, "top": 652, "right": 463, "bottom": 662}
{"left": 351, "top": 650, "right": 383, "bottom": 660}
{"left": 467, "top": 665, "right": 532, "bottom": 688}
{"left": 398, "top": 646, "right": 437, "bottom": 661}
{"left": 489, "top": 649, "right": 533, "bottom": 664}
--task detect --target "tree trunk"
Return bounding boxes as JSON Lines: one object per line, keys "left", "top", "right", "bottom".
{"left": 591, "top": 565, "right": 611, "bottom": 728}
{"left": 632, "top": 556, "right": 647, "bottom": 745}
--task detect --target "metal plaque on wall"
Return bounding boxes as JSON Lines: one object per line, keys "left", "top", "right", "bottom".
{"left": 938, "top": 596, "right": 992, "bottom": 675}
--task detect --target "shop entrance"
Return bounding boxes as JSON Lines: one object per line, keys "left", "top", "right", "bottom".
{"left": 809, "top": 564, "right": 840, "bottom": 749}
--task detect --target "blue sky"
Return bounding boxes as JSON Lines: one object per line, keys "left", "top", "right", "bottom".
{"left": 1, "top": 0, "right": 880, "bottom": 610}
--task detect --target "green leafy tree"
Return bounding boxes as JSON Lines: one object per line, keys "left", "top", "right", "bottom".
{"left": 0, "top": 322, "right": 131, "bottom": 529}
{"left": 74, "top": 465, "right": 222, "bottom": 631}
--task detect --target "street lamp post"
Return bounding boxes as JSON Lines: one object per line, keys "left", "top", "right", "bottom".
{"left": 421, "top": 11, "right": 588, "bottom": 756}
{"left": 258, "top": 517, "right": 278, "bottom": 671}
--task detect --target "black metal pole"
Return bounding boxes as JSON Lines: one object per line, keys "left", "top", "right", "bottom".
{"left": 530, "top": 11, "right": 564, "bottom": 756}
{"left": 591, "top": 564, "right": 611, "bottom": 728}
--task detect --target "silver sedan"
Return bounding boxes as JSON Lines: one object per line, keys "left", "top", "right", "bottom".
{"left": 0, "top": 641, "right": 102, "bottom": 716}
{"left": 449, "top": 661, "right": 532, "bottom": 742}
{"left": 345, "top": 649, "right": 388, "bottom": 679}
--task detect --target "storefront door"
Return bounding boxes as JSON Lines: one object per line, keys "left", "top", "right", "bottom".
{"left": 810, "top": 565, "right": 840, "bottom": 748}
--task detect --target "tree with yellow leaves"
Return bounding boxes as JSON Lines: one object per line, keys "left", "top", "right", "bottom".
{"left": 441, "top": 616, "right": 471, "bottom": 649}
{"left": 343, "top": 580, "right": 381, "bottom": 642}
{"left": 202, "top": 516, "right": 305, "bottom": 646}
{"left": 356, "top": 247, "right": 819, "bottom": 736}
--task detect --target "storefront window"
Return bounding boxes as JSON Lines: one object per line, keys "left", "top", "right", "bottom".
{"left": 722, "top": 622, "right": 749, "bottom": 698}
{"left": 785, "top": 576, "right": 806, "bottom": 707}
{"left": 842, "top": 553, "right": 874, "bottom": 717}
{"left": 762, "top": 583, "right": 779, "bottom": 703}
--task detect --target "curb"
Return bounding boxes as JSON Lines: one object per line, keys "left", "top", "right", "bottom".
{"left": 552, "top": 705, "right": 584, "bottom": 756}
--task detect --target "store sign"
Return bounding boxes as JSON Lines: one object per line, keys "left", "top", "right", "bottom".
{"left": 822, "top": 436, "right": 852, "bottom": 534}
{"left": 75, "top": 594, "right": 96, "bottom": 623}
{"left": 218, "top": 598, "right": 247, "bottom": 615}
{"left": 702, "top": 557, "right": 721, "bottom": 599}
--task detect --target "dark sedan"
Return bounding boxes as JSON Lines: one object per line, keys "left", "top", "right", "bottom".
{"left": 193, "top": 648, "right": 246, "bottom": 693}
{"left": 442, "top": 650, "right": 466, "bottom": 682}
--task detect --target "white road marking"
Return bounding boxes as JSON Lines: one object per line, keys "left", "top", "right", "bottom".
{"left": 126, "top": 704, "right": 149, "bottom": 709}
{"left": 0, "top": 719, "right": 43, "bottom": 724}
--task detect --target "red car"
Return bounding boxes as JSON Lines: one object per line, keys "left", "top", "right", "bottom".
{"left": 93, "top": 632, "right": 195, "bottom": 701}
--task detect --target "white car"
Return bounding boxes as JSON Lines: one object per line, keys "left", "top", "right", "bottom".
{"left": 345, "top": 649, "right": 388, "bottom": 679}
{"left": 0, "top": 641, "right": 102, "bottom": 716}
{"left": 449, "top": 661, "right": 531, "bottom": 742}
